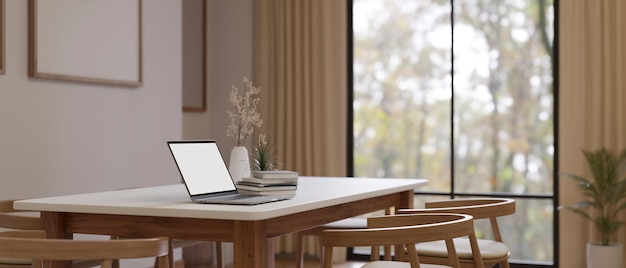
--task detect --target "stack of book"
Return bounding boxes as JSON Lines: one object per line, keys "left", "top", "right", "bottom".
{"left": 236, "top": 170, "right": 298, "bottom": 196}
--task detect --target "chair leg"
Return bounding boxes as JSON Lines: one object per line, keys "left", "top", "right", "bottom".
{"left": 317, "top": 236, "right": 324, "bottom": 268}
{"left": 216, "top": 242, "right": 223, "bottom": 268}
{"left": 156, "top": 255, "right": 170, "bottom": 268}
{"left": 101, "top": 260, "right": 113, "bottom": 268}
{"left": 296, "top": 232, "right": 305, "bottom": 268}
{"left": 168, "top": 239, "right": 175, "bottom": 268}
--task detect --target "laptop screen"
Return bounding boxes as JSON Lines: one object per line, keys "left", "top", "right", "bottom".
{"left": 168, "top": 141, "right": 237, "bottom": 195}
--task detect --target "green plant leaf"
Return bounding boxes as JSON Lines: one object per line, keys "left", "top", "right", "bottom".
{"left": 561, "top": 148, "right": 626, "bottom": 245}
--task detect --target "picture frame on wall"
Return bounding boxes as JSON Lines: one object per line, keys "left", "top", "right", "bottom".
{"left": 1, "top": 0, "right": 5, "bottom": 75}
{"left": 182, "top": 0, "right": 207, "bottom": 111}
{"left": 28, "top": 0, "right": 142, "bottom": 87}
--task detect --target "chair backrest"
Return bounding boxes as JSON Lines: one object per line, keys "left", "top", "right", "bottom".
{"left": 0, "top": 230, "right": 170, "bottom": 268}
{"left": 0, "top": 201, "right": 14, "bottom": 212}
{"left": 0, "top": 200, "right": 41, "bottom": 231}
{"left": 0, "top": 201, "right": 43, "bottom": 267}
{"left": 1, "top": 200, "right": 121, "bottom": 268}
{"left": 320, "top": 213, "right": 484, "bottom": 268}
{"left": 398, "top": 198, "right": 515, "bottom": 242}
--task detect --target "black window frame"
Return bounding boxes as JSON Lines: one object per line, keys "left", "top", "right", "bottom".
{"left": 346, "top": 0, "right": 560, "bottom": 267}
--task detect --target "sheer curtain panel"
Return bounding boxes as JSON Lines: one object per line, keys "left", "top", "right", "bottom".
{"left": 560, "top": 0, "right": 626, "bottom": 267}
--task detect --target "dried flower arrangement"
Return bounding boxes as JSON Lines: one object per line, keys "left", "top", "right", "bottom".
{"left": 226, "top": 77, "right": 263, "bottom": 146}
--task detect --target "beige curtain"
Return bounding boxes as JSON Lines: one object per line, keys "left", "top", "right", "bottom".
{"left": 254, "top": 0, "right": 347, "bottom": 177}
{"left": 559, "top": 0, "right": 626, "bottom": 267}
{"left": 253, "top": 0, "right": 348, "bottom": 257}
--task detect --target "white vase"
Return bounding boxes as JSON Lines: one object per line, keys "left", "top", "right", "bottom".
{"left": 228, "top": 146, "right": 251, "bottom": 183}
{"left": 587, "top": 242, "right": 623, "bottom": 268}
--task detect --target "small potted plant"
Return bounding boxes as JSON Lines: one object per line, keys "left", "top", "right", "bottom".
{"left": 252, "top": 134, "right": 277, "bottom": 171}
{"left": 561, "top": 148, "right": 626, "bottom": 268}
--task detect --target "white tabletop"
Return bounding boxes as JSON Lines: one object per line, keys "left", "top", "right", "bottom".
{"left": 15, "top": 177, "right": 426, "bottom": 221}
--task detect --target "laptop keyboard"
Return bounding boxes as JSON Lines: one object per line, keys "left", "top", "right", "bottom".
{"left": 200, "top": 194, "right": 253, "bottom": 203}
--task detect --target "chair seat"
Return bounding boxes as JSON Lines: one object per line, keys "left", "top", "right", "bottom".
{"left": 0, "top": 256, "right": 30, "bottom": 265}
{"left": 416, "top": 238, "right": 509, "bottom": 260}
{"left": 172, "top": 239, "right": 205, "bottom": 248}
{"left": 322, "top": 217, "right": 367, "bottom": 229}
{"left": 299, "top": 217, "right": 367, "bottom": 236}
{"left": 362, "top": 260, "right": 453, "bottom": 268}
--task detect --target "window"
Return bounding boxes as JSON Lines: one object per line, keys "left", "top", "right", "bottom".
{"left": 351, "top": 0, "right": 556, "bottom": 266}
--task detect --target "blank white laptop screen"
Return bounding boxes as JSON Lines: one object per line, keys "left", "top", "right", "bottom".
{"left": 168, "top": 140, "right": 292, "bottom": 205}
{"left": 168, "top": 141, "right": 236, "bottom": 195}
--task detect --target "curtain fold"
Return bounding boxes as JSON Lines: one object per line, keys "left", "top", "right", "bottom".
{"left": 254, "top": 0, "right": 347, "bottom": 177}
{"left": 253, "top": 0, "right": 348, "bottom": 258}
{"left": 560, "top": 0, "right": 626, "bottom": 266}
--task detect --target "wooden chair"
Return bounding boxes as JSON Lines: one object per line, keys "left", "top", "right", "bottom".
{"left": 320, "top": 213, "right": 484, "bottom": 268}
{"left": 398, "top": 198, "right": 515, "bottom": 268}
{"left": 0, "top": 200, "right": 47, "bottom": 268}
{"left": 1, "top": 200, "right": 151, "bottom": 268}
{"left": 295, "top": 217, "right": 367, "bottom": 267}
{"left": 0, "top": 230, "right": 169, "bottom": 268}
{"left": 0, "top": 200, "right": 112, "bottom": 268}
{"left": 296, "top": 209, "right": 395, "bottom": 267}
{"left": 0, "top": 200, "right": 40, "bottom": 231}
{"left": 2, "top": 198, "right": 223, "bottom": 268}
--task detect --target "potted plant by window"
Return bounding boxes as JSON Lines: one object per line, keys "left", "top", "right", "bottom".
{"left": 561, "top": 148, "right": 626, "bottom": 268}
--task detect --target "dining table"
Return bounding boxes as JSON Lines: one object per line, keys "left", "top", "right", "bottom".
{"left": 14, "top": 176, "right": 426, "bottom": 268}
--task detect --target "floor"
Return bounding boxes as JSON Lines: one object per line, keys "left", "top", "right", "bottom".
{"left": 181, "top": 243, "right": 367, "bottom": 268}
{"left": 181, "top": 255, "right": 367, "bottom": 268}
{"left": 274, "top": 256, "right": 366, "bottom": 268}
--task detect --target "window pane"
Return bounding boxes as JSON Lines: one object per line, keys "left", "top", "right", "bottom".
{"left": 352, "top": 0, "right": 555, "bottom": 264}
{"left": 504, "top": 198, "right": 554, "bottom": 263}
{"left": 452, "top": 0, "right": 555, "bottom": 195}
{"left": 353, "top": 0, "right": 452, "bottom": 193}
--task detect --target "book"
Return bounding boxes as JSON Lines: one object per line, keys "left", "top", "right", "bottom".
{"left": 237, "top": 181, "right": 297, "bottom": 187}
{"left": 242, "top": 176, "right": 298, "bottom": 185}
{"left": 236, "top": 183, "right": 297, "bottom": 192}
{"left": 237, "top": 189, "right": 297, "bottom": 196}
{"left": 251, "top": 170, "right": 298, "bottom": 179}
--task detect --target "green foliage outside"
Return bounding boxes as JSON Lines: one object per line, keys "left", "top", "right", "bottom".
{"left": 353, "top": 0, "right": 555, "bottom": 263}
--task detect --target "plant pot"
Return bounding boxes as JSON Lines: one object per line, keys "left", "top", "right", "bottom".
{"left": 228, "top": 146, "right": 250, "bottom": 183}
{"left": 587, "top": 242, "right": 623, "bottom": 268}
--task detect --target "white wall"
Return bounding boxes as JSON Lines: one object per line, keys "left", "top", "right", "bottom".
{"left": 0, "top": 0, "right": 183, "bottom": 199}
{"left": 181, "top": 1, "right": 254, "bottom": 264}
{"left": 183, "top": 0, "right": 253, "bottom": 156}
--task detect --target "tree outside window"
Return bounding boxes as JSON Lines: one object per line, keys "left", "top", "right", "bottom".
{"left": 353, "top": 0, "right": 555, "bottom": 264}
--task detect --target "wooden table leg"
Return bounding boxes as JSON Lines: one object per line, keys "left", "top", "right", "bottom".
{"left": 233, "top": 221, "right": 268, "bottom": 268}
{"left": 41, "top": 212, "right": 72, "bottom": 268}
{"left": 400, "top": 189, "right": 414, "bottom": 209}
{"left": 267, "top": 237, "right": 275, "bottom": 268}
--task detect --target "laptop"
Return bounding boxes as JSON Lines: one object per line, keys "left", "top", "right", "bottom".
{"left": 167, "top": 140, "right": 292, "bottom": 205}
